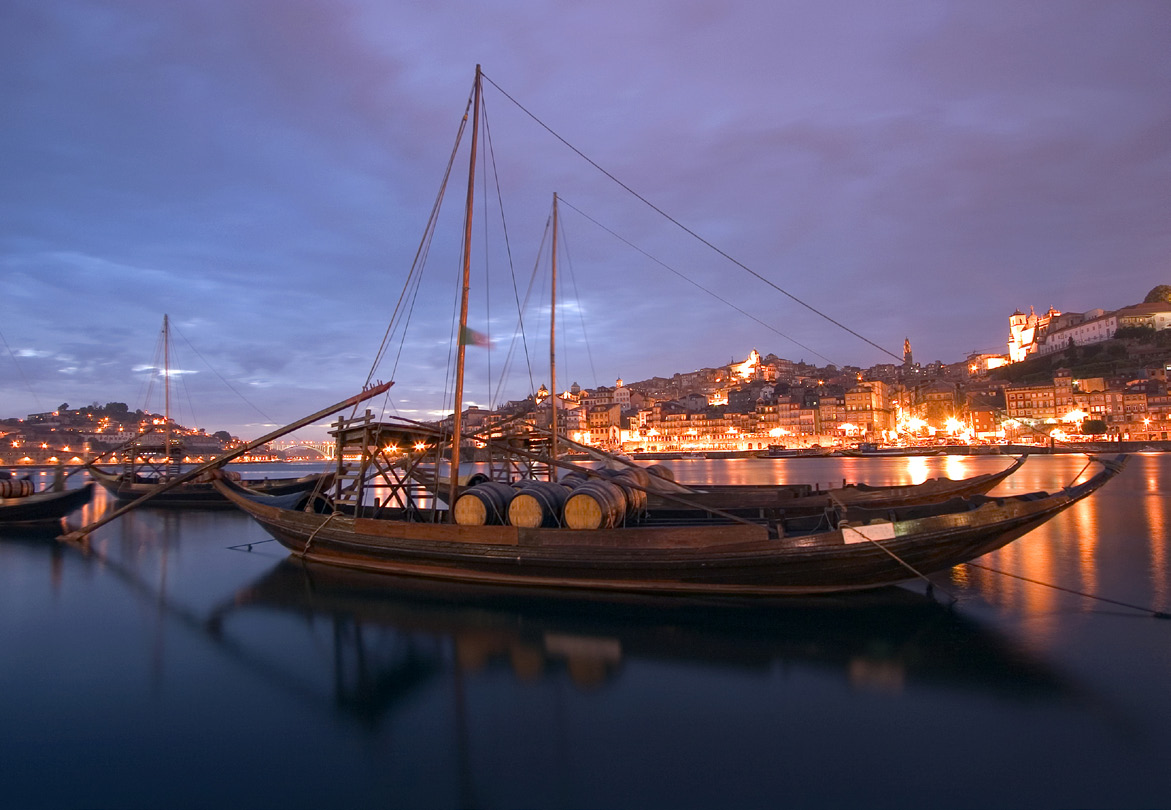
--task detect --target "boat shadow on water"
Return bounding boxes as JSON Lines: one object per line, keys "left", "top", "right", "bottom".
{"left": 206, "top": 558, "right": 1083, "bottom": 729}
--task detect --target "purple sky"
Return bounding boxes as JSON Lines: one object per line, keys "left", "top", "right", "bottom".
{"left": 3, "top": 1, "right": 1169, "bottom": 440}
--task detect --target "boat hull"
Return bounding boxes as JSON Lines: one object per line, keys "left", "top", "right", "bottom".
{"left": 646, "top": 455, "right": 1027, "bottom": 515}
{"left": 0, "top": 483, "right": 95, "bottom": 527}
{"left": 89, "top": 466, "right": 331, "bottom": 509}
{"left": 215, "top": 457, "right": 1122, "bottom": 597}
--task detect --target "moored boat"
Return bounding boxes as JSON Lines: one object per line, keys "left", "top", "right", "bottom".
{"left": 643, "top": 453, "right": 1028, "bottom": 516}
{"left": 87, "top": 463, "right": 333, "bottom": 509}
{"left": 84, "top": 314, "right": 333, "bottom": 509}
{"left": 765, "top": 444, "right": 832, "bottom": 458}
{"left": 0, "top": 471, "right": 95, "bottom": 528}
{"left": 840, "top": 442, "right": 945, "bottom": 457}
{"left": 214, "top": 449, "right": 1125, "bottom": 597}
{"left": 213, "top": 67, "right": 1125, "bottom": 597}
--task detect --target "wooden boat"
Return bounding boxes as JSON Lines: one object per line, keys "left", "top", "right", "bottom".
{"left": 643, "top": 454, "right": 1029, "bottom": 517}
{"left": 84, "top": 314, "right": 333, "bottom": 508}
{"left": 0, "top": 480, "right": 95, "bottom": 527}
{"left": 840, "top": 442, "right": 945, "bottom": 457}
{"left": 87, "top": 463, "right": 332, "bottom": 509}
{"left": 765, "top": 444, "right": 832, "bottom": 458}
{"left": 212, "top": 67, "right": 1124, "bottom": 597}
{"left": 406, "top": 447, "right": 1029, "bottom": 519}
{"left": 215, "top": 440, "right": 1124, "bottom": 596}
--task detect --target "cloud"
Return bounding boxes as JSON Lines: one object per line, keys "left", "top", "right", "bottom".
{"left": 2, "top": 0, "right": 1169, "bottom": 436}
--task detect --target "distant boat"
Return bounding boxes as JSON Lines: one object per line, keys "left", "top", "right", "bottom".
{"left": 0, "top": 470, "right": 94, "bottom": 528}
{"left": 840, "top": 442, "right": 945, "bottom": 458}
{"left": 765, "top": 444, "right": 832, "bottom": 458}
{"left": 212, "top": 67, "right": 1127, "bottom": 599}
{"left": 86, "top": 315, "right": 332, "bottom": 508}
{"left": 643, "top": 454, "right": 1029, "bottom": 516}
{"left": 87, "top": 463, "right": 331, "bottom": 509}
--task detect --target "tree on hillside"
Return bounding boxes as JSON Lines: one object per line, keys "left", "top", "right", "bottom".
{"left": 1082, "top": 419, "right": 1108, "bottom": 435}
{"left": 1143, "top": 285, "right": 1171, "bottom": 304}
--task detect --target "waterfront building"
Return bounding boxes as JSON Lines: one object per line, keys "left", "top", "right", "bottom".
{"left": 844, "top": 380, "right": 894, "bottom": 438}
{"left": 1115, "top": 302, "right": 1171, "bottom": 331}
{"left": 1009, "top": 302, "right": 1171, "bottom": 362}
{"left": 818, "top": 392, "right": 846, "bottom": 436}
{"left": 912, "top": 380, "right": 961, "bottom": 430}
{"left": 727, "top": 349, "right": 762, "bottom": 381}
{"left": 1004, "top": 370, "right": 1074, "bottom": 422}
{"left": 1035, "top": 309, "right": 1115, "bottom": 356}
{"left": 965, "top": 391, "right": 1006, "bottom": 439}
{"left": 1009, "top": 306, "right": 1061, "bottom": 362}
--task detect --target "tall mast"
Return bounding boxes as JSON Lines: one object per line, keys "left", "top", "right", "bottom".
{"left": 549, "top": 193, "right": 558, "bottom": 479}
{"left": 163, "top": 314, "right": 172, "bottom": 470}
{"left": 448, "top": 65, "right": 481, "bottom": 516}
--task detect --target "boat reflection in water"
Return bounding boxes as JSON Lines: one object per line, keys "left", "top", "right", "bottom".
{"left": 210, "top": 558, "right": 1074, "bottom": 726}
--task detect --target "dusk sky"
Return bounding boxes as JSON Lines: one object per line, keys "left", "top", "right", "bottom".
{"left": 3, "top": 1, "right": 1169, "bottom": 441}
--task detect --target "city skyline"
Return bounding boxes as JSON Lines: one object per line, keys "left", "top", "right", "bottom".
{"left": 4, "top": 1, "right": 1169, "bottom": 441}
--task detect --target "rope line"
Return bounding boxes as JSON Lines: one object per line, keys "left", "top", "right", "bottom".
{"left": 558, "top": 221, "right": 601, "bottom": 388}
{"left": 481, "top": 71, "right": 902, "bottom": 363}
{"left": 0, "top": 328, "right": 44, "bottom": 411}
{"left": 829, "top": 493, "right": 957, "bottom": 603}
{"left": 482, "top": 102, "right": 537, "bottom": 405}
{"left": 559, "top": 197, "right": 838, "bottom": 366}
{"left": 965, "top": 562, "right": 1170, "bottom": 619}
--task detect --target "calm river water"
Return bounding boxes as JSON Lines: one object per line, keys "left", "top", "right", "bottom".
{"left": 2, "top": 454, "right": 1169, "bottom": 809}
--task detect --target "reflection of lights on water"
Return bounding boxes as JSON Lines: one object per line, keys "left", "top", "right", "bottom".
{"left": 906, "top": 456, "right": 929, "bottom": 485}
{"left": 848, "top": 658, "right": 905, "bottom": 694}
{"left": 942, "top": 455, "right": 970, "bottom": 482}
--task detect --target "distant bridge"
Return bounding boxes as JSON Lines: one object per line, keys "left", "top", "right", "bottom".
{"left": 281, "top": 444, "right": 335, "bottom": 460}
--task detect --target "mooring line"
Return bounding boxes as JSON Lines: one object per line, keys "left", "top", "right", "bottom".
{"left": 829, "top": 492, "right": 958, "bottom": 604}
{"left": 226, "top": 538, "right": 276, "bottom": 552}
{"left": 965, "top": 562, "right": 1170, "bottom": 619}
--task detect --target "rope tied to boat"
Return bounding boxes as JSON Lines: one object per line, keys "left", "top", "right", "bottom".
{"left": 302, "top": 512, "right": 340, "bottom": 555}
{"left": 829, "top": 492, "right": 957, "bottom": 603}
{"left": 965, "top": 562, "right": 1170, "bottom": 619}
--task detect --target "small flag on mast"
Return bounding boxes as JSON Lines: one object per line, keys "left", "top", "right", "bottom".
{"left": 460, "top": 326, "right": 490, "bottom": 348}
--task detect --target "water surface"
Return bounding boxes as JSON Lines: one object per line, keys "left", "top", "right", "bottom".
{"left": 2, "top": 456, "right": 1168, "bottom": 809}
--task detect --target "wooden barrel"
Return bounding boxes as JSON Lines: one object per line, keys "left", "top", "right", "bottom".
{"left": 563, "top": 479, "right": 629, "bottom": 530}
{"left": 453, "top": 481, "right": 516, "bottom": 526}
{"left": 0, "top": 479, "right": 33, "bottom": 498}
{"left": 608, "top": 471, "right": 647, "bottom": 517}
{"left": 558, "top": 470, "right": 591, "bottom": 489}
{"left": 645, "top": 464, "right": 675, "bottom": 482}
{"left": 508, "top": 480, "right": 570, "bottom": 528}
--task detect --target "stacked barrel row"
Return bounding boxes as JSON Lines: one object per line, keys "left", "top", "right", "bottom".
{"left": 453, "top": 465, "right": 673, "bottom": 530}
{"left": 0, "top": 478, "right": 35, "bottom": 498}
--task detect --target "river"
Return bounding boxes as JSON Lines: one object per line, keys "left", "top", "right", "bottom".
{"left": 1, "top": 454, "right": 1168, "bottom": 809}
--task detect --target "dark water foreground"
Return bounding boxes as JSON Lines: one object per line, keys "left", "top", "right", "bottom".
{"left": 2, "top": 456, "right": 1169, "bottom": 809}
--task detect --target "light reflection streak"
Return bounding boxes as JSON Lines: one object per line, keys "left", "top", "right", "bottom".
{"left": 1141, "top": 456, "right": 1168, "bottom": 607}
{"left": 905, "top": 457, "right": 929, "bottom": 485}
{"left": 942, "top": 455, "right": 970, "bottom": 482}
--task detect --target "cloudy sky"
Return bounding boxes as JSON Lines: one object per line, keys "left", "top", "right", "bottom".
{"left": 3, "top": 1, "right": 1169, "bottom": 440}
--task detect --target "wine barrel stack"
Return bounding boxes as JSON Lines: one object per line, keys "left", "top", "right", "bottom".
{"left": 453, "top": 465, "right": 670, "bottom": 529}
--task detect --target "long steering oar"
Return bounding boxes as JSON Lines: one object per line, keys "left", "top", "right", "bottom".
{"left": 60, "top": 382, "right": 393, "bottom": 542}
